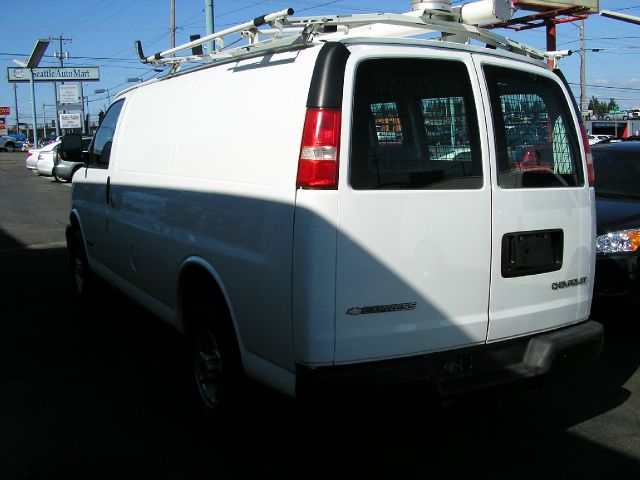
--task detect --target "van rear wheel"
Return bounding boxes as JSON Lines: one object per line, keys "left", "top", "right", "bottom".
{"left": 189, "top": 301, "right": 243, "bottom": 418}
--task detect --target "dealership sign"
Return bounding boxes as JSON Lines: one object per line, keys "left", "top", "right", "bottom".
{"left": 59, "top": 113, "right": 82, "bottom": 129}
{"left": 0, "top": 106, "right": 9, "bottom": 116}
{"left": 59, "top": 85, "right": 79, "bottom": 104}
{"left": 7, "top": 67, "right": 100, "bottom": 82}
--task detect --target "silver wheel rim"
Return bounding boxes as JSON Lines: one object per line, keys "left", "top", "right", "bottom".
{"left": 194, "top": 328, "right": 223, "bottom": 409}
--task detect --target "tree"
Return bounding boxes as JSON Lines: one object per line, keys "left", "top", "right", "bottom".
{"left": 588, "top": 96, "right": 606, "bottom": 114}
{"left": 607, "top": 98, "right": 620, "bottom": 112}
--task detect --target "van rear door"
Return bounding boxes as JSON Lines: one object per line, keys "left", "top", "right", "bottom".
{"left": 334, "top": 51, "right": 492, "bottom": 363}
{"left": 476, "top": 57, "right": 594, "bottom": 342}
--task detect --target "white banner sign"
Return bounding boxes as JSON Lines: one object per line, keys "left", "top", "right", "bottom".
{"left": 59, "top": 113, "right": 82, "bottom": 129}
{"left": 59, "top": 85, "right": 79, "bottom": 104}
{"left": 7, "top": 67, "right": 100, "bottom": 82}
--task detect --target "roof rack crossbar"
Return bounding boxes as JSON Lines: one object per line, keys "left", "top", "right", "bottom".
{"left": 134, "top": 8, "right": 554, "bottom": 68}
{"left": 141, "top": 7, "right": 294, "bottom": 64}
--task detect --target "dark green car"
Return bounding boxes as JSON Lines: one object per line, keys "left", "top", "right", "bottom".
{"left": 53, "top": 136, "right": 92, "bottom": 182}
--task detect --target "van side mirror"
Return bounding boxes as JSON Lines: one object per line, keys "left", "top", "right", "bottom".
{"left": 60, "top": 133, "right": 83, "bottom": 162}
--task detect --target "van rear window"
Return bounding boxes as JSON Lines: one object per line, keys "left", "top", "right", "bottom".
{"left": 350, "top": 59, "right": 483, "bottom": 190}
{"left": 483, "top": 65, "right": 584, "bottom": 189}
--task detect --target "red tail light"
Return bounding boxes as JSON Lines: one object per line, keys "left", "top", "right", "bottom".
{"left": 579, "top": 124, "right": 595, "bottom": 186}
{"left": 297, "top": 108, "right": 341, "bottom": 189}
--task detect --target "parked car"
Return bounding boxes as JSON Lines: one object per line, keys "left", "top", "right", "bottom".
{"left": 52, "top": 136, "right": 92, "bottom": 182}
{"left": 61, "top": 9, "right": 603, "bottom": 418}
{"left": 5, "top": 133, "right": 27, "bottom": 149}
{"left": 0, "top": 135, "right": 19, "bottom": 152}
{"left": 604, "top": 110, "right": 628, "bottom": 121}
{"left": 627, "top": 109, "right": 640, "bottom": 119}
{"left": 588, "top": 134, "right": 610, "bottom": 145}
{"left": 25, "top": 146, "right": 44, "bottom": 170}
{"left": 592, "top": 140, "right": 640, "bottom": 302}
{"left": 34, "top": 141, "right": 61, "bottom": 177}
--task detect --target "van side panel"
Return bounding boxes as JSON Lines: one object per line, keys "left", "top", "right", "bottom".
{"left": 292, "top": 192, "right": 339, "bottom": 365}
{"left": 110, "top": 48, "right": 320, "bottom": 373}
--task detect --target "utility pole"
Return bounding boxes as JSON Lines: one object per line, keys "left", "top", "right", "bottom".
{"left": 52, "top": 34, "right": 72, "bottom": 136}
{"left": 580, "top": 20, "right": 587, "bottom": 118}
{"left": 205, "top": 0, "right": 214, "bottom": 53}
{"left": 170, "top": 0, "right": 176, "bottom": 49}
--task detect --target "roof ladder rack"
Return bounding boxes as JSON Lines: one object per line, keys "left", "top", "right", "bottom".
{"left": 134, "top": 6, "right": 559, "bottom": 69}
{"left": 135, "top": 8, "right": 296, "bottom": 66}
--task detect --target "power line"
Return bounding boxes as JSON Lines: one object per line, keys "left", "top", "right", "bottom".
{"left": 568, "top": 82, "right": 640, "bottom": 93}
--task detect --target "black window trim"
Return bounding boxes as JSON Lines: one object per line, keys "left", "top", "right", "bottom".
{"left": 88, "top": 98, "right": 125, "bottom": 170}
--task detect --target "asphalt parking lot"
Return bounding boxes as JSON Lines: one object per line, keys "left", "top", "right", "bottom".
{"left": 1, "top": 150, "right": 640, "bottom": 479}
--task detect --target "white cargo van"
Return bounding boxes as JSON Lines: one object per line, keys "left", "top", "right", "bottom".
{"left": 62, "top": 7, "right": 603, "bottom": 415}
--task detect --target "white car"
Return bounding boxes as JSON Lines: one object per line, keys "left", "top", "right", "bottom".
{"left": 34, "top": 141, "right": 61, "bottom": 176}
{"left": 588, "top": 134, "right": 609, "bottom": 145}
{"left": 25, "top": 147, "right": 43, "bottom": 170}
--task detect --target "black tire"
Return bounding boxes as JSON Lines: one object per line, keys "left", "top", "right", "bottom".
{"left": 623, "top": 116, "right": 628, "bottom": 121}
{"left": 4, "top": 143, "right": 15, "bottom": 153}
{"left": 54, "top": 171, "right": 67, "bottom": 183}
{"left": 188, "top": 300, "right": 244, "bottom": 419}
{"left": 68, "top": 229, "right": 96, "bottom": 302}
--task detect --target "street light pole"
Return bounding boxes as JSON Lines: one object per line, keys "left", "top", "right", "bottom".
{"left": 28, "top": 69, "right": 37, "bottom": 147}
{"left": 13, "top": 83, "right": 19, "bottom": 135}
{"left": 14, "top": 39, "right": 50, "bottom": 148}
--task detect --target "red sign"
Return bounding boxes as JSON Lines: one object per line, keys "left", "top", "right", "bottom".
{"left": 0, "top": 107, "right": 9, "bottom": 116}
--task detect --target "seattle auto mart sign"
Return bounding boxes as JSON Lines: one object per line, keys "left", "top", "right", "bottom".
{"left": 7, "top": 67, "right": 100, "bottom": 82}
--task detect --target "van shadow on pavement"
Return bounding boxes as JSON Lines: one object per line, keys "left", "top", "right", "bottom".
{"left": 0, "top": 233, "right": 639, "bottom": 479}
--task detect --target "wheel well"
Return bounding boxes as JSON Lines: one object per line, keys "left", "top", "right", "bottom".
{"left": 66, "top": 214, "right": 81, "bottom": 246}
{"left": 178, "top": 264, "right": 235, "bottom": 340}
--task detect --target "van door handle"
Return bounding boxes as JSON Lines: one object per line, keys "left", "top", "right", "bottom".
{"left": 106, "top": 176, "right": 115, "bottom": 207}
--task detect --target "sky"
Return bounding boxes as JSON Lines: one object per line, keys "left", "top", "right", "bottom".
{"left": 1, "top": 0, "right": 640, "bottom": 129}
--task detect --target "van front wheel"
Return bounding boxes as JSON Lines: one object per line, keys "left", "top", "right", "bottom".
{"left": 69, "top": 229, "right": 96, "bottom": 302}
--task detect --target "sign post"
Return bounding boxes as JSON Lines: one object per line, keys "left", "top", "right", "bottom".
{"left": 7, "top": 66, "right": 99, "bottom": 138}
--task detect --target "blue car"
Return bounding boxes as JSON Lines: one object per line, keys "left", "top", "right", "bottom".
{"left": 6, "top": 133, "right": 27, "bottom": 149}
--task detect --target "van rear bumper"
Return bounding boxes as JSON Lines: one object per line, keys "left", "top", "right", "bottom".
{"left": 296, "top": 320, "right": 603, "bottom": 399}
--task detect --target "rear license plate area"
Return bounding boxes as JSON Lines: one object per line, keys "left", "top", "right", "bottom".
{"left": 501, "top": 229, "right": 563, "bottom": 278}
